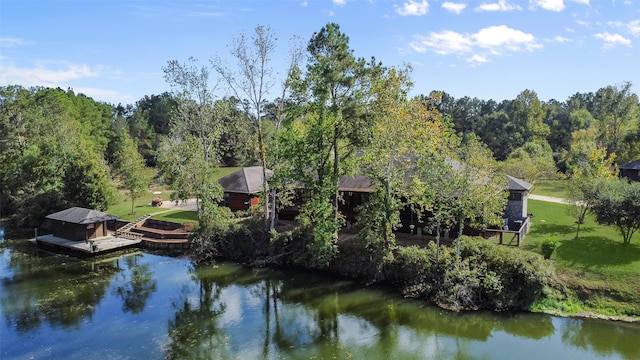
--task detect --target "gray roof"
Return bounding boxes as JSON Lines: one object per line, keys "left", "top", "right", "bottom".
{"left": 339, "top": 174, "right": 374, "bottom": 192}
{"left": 46, "top": 207, "right": 118, "bottom": 224}
{"left": 219, "top": 166, "right": 273, "bottom": 194}
{"left": 620, "top": 159, "right": 640, "bottom": 170}
{"left": 505, "top": 175, "right": 534, "bottom": 192}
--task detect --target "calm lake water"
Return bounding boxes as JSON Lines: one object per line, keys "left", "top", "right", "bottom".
{"left": 1, "top": 230, "right": 639, "bottom": 359}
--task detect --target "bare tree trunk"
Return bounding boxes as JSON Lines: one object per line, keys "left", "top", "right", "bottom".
{"left": 457, "top": 216, "right": 463, "bottom": 259}
{"left": 269, "top": 189, "right": 277, "bottom": 230}
{"left": 333, "top": 132, "right": 339, "bottom": 223}
{"left": 436, "top": 223, "right": 441, "bottom": 266}
{"left": 257, "top": 122, "right": 270, "bottom": 230}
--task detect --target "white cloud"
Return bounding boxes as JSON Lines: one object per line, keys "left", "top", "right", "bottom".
{"left": 333, "top": 0, "right": 347, "bottom": 6}
{"left": 473, "top": 25, "right": 542, "bottom": 53}
{"left": 410, "top": 30, "right": 473, "bottom": 54}
{"left": 569, "top": 0, "right": 589, "bottom": 4}
{"left": 467, "top": 54, "right": 490, "bottom": 66}
{"left": 628, "top": 20, "right": 640, "bottom": 37}
{"left": 409, "top": 25, "right": 541, "bottom": 65}
{"left": 575, "top": 19, "right": 589, "bottom": 28}
{"left": 549, "top": 35, "right": 572, "bottom": 42}
{"left": 530, "top": 0, "right": 565, "bottom": 12}
{"left": 611, "top": 19, "right": 640, "bottom": 37}
{"left": 73, "top": 86, "right": 134, "bottom": 104}
{"left": 0, "top": 62, "right": 101, "bottom": 85}
{"left": 0, "top": 59, "right": 131, "bottom": 103}
{"left": 475, "top": 0, "right": 522, "bottom": 12}
{"left": 594, "top": 32, "right": 632, "bottom": 48}
{"left": 442, "top": 2, "right": 467, "bottom": 14}
{"left": 395, "top": 0, "right": 429, "bottom": 16}
{"left": 0, "top": 38, "right": 28, "bottom": 47}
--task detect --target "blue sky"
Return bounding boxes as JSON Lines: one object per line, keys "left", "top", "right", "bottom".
{"left": 1, "top": 0, "right": 639, "bottom": 106}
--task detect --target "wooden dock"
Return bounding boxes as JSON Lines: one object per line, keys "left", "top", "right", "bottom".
{"left": 35, "top": 234, "right": 142, "bottom": 254}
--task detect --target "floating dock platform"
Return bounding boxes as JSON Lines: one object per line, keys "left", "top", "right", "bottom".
{"left": 35, "top": 234, "right": 142, "bottom": 254}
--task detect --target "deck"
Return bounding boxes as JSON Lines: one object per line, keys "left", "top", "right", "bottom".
{"left": 36, "top": 234, "right": 142, "bottom": 254}
{"left": 492, "top": 217, "right": 530, "bottom": 246}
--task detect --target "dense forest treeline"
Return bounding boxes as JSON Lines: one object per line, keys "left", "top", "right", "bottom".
{"left": 436, "top": 83, "right": 640, "bottom": 169}
{"left": 1, "top": 81, "right": 639, "bottom": 225}
{"left": 0, "top": 86, "right": 260, "bottom": 225}
{"left": 0, "top": 23, "right": 639, "bottom": 240}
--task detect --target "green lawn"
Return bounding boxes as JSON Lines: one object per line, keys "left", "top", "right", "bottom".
{"left": 106, "top": 167, "right": 241, "bottom": 221}
{"left": 522, "top": 199, "right": 640, "bottom": 317}
{"left": 107, "top": 184, "right": 171, "bottom": 220}
{"left": 153, "top": 210, "right": 198, "bottom": 224}
{"left": 531, "top": 179, "right": 568, "bottom": 198}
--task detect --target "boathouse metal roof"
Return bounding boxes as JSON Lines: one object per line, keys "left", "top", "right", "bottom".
{"left": 46, "top": 207, "right": 118, "bottom": 224}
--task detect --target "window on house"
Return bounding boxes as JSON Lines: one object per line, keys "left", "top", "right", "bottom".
{"left": 508, "top": 192, "right": 522, "bottom": 201}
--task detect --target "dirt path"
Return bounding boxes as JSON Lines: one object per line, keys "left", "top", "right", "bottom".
{"left": 529, "top": 194, "right": 573, "bottom": 204}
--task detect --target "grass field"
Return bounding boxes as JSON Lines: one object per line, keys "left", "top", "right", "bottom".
{"left": 107, "top": 166, "right": 241, "bottom": 221}
{"left": 107, "top": 184, "right": 171, "bottom": 221}
{"left": 153, "top": 210, "right": 198, "bottom": 224}
{"left": 531, "top": 179, "right": 568, "bottom": 198}
{"left": 523, "top": 199, "right": 640, "bottom": 317}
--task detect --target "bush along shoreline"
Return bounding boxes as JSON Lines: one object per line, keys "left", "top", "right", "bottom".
{"left": 191, "top": 217, "right": 560, "bottom": 314}
{"left": 333, "top": 236, "right": 557, "bottom": 312}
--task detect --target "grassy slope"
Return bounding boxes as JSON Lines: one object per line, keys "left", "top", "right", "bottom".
{"left": 153, "top": 210, "right": 198, "bottom": 224}
{"left": 107, "top": 167, "right": 241, "bottom": 221}
{"left": 523, "top": 199, "right": 640, "bottom": 317}
{"left": 531, "top": 179, "right": 568, "bottom": 198}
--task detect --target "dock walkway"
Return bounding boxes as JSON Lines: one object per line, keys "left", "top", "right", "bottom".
{"left": 36, "top": 234, "right": 142, "bottom": 254}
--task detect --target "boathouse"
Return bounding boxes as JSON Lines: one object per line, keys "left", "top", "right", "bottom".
{"left": 45, "top": 207, "right": 118, "bottom": 241}
{"left": 218, "top": 166, "right": 273, "bottom": 212}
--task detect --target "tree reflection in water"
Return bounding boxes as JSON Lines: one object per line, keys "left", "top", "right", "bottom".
{"left": 111, "top": 255, "right": 157, "bottom": 314}
{"left": 163, "top": 264, "right": 229, "bottom": 359}
{"left": 2, "top": 246, "right": 639, "bottom": 359}
{"left": 1, "top": 248, "right": 159, "bottom": 336}
{"left": 159, "top": 263, "right": 565, "bottom": 359}
{"left": 1, "top": 249, "right": 117, "bottom": 332}
{"left": 561, "top": 318, "right": 640, "bottom": 359}
{"left": 0, "top": 252, "right": 111, "bottom": 332}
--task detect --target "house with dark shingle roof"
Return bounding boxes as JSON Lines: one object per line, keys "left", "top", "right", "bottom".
{"left": 45, "top": 207, "right": 118, "bottom": 241}
{"left": 218, "top": 166, "right": 274, "bottom": 212}
{"left": 620, "top": 159, "right": 640, "bottom": 182}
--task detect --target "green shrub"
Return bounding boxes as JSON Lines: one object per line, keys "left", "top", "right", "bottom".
{"left": 540, "top": 236, "right": 559, "bottom": 259}
{"left": 191, "top": 207, "right": 268, "bottom": 263}
{"left": 386, "top": 244, "right": 442, "bottom": 298}
{"left": 385, "top": 236, "right": 556, "bottom": 311}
